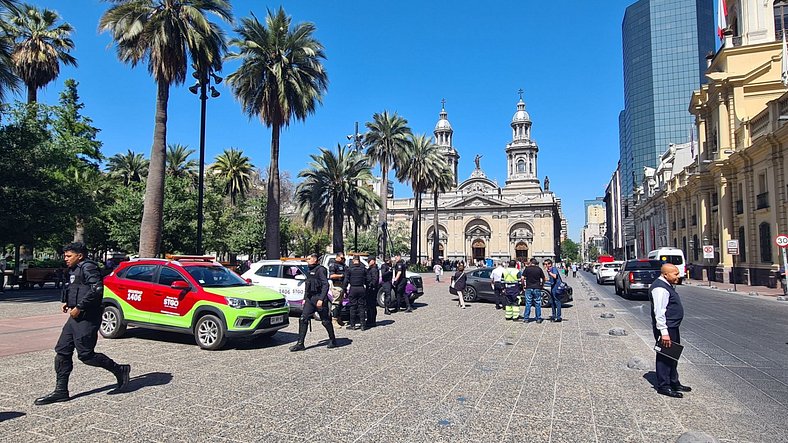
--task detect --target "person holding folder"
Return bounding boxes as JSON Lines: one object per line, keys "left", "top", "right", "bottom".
{"left": 649, "top": 263, "right": 692, "bottom": 398}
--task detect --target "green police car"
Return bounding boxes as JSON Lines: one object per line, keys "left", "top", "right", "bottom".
{"left": 99, "top": 256, "right": 289, "bottom": 350}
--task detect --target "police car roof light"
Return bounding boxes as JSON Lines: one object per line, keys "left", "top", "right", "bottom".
{"left": 166, "top": 254, "right": 217, "bottom": 262}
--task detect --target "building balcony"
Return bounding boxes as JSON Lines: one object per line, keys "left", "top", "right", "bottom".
{"left": 756, "top": 192, "right": 769, "bottom": 210}
{"left": 735, "top": 200, "right": 743, "bottom": 214}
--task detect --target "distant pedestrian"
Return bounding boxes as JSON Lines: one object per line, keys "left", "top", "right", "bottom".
{"left": 35, "top": 242, "right": 130, "bottom": 406}
{"left": 0, "top": 255, "right": 6, "bottom": 293}
{"left": 522, "top": 258, "right": 545, "bottom": 323}
{"left": 490, "top": 262, "right": 505, "bottom": 309}
{"left": 571, "top": 263, "right": 578, "bottom": 278}
{"left": 544, "top": 259, "right": 562, "bottom": 322}
{"left": 452, "top": 263, "right": 467, "bottom": 309}
{"left": 433, "top": 262, "right": 443, "bottom": 282}
{"left": 649, "top": 263, "right": 691, "bottom": 398}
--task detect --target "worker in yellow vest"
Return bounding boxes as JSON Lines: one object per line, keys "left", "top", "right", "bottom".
{"left": 502, "top": 260, "right": 522, "bottom": 320}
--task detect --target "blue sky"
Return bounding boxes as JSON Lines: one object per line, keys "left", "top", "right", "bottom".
{"left": 28, "top": 0, "right": 655, "bottom": 242}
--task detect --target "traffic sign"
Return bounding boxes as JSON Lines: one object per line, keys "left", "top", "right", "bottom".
{"left": 726, "top": 240, "right": 739, "bottom": 256}
{"left": 702, "top": 245, "right": 715, "bottom": 259}
{"left": 776, "top": 235, "right": 788, "bottom": 248}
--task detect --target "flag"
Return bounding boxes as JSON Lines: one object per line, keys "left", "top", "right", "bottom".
{"left": 782, "top": 30, "right": 788, "bottom": 87}
{"left": 717, "top": 0, "right": 727, "bottom": 41}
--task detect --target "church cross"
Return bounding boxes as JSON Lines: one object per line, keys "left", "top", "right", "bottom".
{"left": 518, "top": 89, "right": 524, "bottom": 100}
{"left": 441, "top": 98, "right": 446, "bottom": 110}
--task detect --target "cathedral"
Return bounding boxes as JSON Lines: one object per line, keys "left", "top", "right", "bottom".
{"left": 387, "top": 95, "right": 566, "bottom": 263}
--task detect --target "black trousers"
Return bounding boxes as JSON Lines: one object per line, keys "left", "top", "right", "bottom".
{"left": 302, "top": 295, "right": 331, "bottom": 322}
{"left": 54, "top": 313, "right": 118, "bottom": 379}
{"left": 347, "top": 286, "right": 367, "bottom": 326}
{"left": 395, "top": 281, "right": 411, "bottom": 309}
{"left": 493, "top": 282, "right": 504, "bottom": 307}
{"left": 653, "top": 327, "right": 681, "bottom": 389}
{"left": 381, "top": 282, "right": 393, "bottom": 309}
{"left": 366, "top": 285, "right": 378, "bottom": 325}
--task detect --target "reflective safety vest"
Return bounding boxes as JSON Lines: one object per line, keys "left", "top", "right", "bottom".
{"left": 503, "top": 268, "right": 520, "bottom": 284}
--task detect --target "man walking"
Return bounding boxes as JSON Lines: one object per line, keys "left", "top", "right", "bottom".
{"left": 433, "top": 262, "right": 443, "bottom": 282}
{"left": 290, "top": 254, "right": 337, "bottom": 351}
{"left": 392, "top": 254, "right": 412, "bottom": 313}
{"left": 366, "top": 257, "right": 380, "bottom": 328}
{"left": 649, "top": 263, "right": 691, "bottom": 398}
{"left": 35, "top": 242, "right": 130, "bottom": 405}
{"left": 490, "top": 262, "right": 505, "bottom": 310}
{"left": 501, "top": 260, "right": 521, "bottom": 320}
{"left": 522, "top": 258, "right": 545, "bottom": 323}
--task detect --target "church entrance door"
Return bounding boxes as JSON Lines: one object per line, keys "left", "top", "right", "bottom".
{"left": 515, "top": 242, "right": 528, "bottom": 261}
{"left": 472, "top": 239, "right": 486, "bottom": 262}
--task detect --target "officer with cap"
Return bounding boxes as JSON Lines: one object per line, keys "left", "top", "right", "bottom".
{"left": 35, "top": 242, "right": 130, "bottom": 405}
{"left": 290, "top": 253, "right": 337, "bottom": 351}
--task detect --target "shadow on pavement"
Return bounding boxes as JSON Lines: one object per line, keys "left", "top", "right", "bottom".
{"left": 374, "top": 319, "right": 394, "bottom": 327}
{"left": 306, "top": 337, "right": 352, "bottom": 349}
{"left": 0, "top": 288, "right": 61, "bottom": 303}
{"left": 232, "top": 331, "right": 299, "bottom": 350}
{"left": 0, "top": 411, "right": 25, "bottom": 422}
{"left": 71, "top": 371, "right": 173, "bottom": 400}
{"left": 642, "top": 371, "right": 658, "bottom": 390}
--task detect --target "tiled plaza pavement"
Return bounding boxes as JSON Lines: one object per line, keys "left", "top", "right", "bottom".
{"left": 0, "top": 274, "right": 785, "bottom": 442}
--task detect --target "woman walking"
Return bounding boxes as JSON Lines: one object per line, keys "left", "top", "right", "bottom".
{"left": 452, "top": 263, "right": 468, "bottom": 309}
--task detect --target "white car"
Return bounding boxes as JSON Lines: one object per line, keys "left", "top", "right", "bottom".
{"left": 242, "top": 260, "right": 309, "bottom": 314}
{"left": 596, "top": 261, "right": 624, "bottom": 285}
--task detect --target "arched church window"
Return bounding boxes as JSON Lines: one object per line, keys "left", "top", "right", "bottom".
{"left": 529, "top": 161, "right": 533, "bottom": 174}
{"left": 517, "top": 159, "right": 525, "bottom": 173}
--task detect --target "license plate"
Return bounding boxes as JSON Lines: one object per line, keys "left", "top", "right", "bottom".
{"left": 269, "top": 315, "right": 284, "bottom": 325}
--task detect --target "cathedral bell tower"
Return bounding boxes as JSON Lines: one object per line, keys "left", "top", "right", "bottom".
{"left": 434, "top": 99, "right": 460, "bottom": 188}
{"left": 504, "top": 91, "right": 541, "bottom": 192}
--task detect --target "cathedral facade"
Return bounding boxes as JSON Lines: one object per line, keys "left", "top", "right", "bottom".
{"left": 387, "top": 97, "right": 566, "bottom": 263}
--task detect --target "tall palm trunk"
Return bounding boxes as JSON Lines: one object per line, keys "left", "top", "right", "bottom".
{"left": 73, "top": 216, "right": 85, "bottom": 243}
{"left": 410, "top": 191, "right": 420, "bottom": 264}
{"left": 379, "top": 159, "right": 389, "bottom": 258}
{"left": 139, "top": 81, "right": 169, "bottom": 257}
{"left": 26, "top": 83, "right": 36, "bottom": 103}
{"left": 266, "top": 124, "right": 281, "bottom": 259}
{"left": 432, "top": 190, "right": 440, "bottom": 265}
{"left": 332, "top": 196, "right": 344, "bottom": 253}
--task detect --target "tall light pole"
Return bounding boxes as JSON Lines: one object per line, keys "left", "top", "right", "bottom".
{"left": 189, "top": 67, "right": 222, "bottom": 255}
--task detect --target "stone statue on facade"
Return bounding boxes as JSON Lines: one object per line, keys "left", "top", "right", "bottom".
{"left": 474, "top": 154, "right": 482, "bottom": 169}
{"left": 544, "top": 175, "right": 550, "bottom": 191}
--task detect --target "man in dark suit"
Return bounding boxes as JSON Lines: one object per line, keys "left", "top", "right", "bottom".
{"left": 648, "top": 263, "right": 692, "bottom": 398}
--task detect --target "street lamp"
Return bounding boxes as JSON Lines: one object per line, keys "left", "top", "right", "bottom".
{"left": 189, "top": 66, "right": 222, "bottom": 255}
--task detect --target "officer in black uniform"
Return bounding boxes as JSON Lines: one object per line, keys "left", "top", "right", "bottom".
{"left": 380, "top": 258, "right": 394, "bottom": 315}
{"left": 290, "top": 253, "right": 337, "bottom": 351}
{"left": 328, "top": 253, "right": 347, "bottom": 326}
{"left": 35, "top": 242, "right": 130, "bottom": 406}
{"left": 393, "top": 254, "right": 412, "bottom": 313}
{"left": 344, "top": 256, "right": 368, "bottom": 330}
{"left": 366, "top": 257, "right": 380, "bottom": 328}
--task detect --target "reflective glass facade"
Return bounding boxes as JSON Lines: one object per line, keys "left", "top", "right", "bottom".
{"left": 620, "top": 0, "right": 714, "bottom": 197}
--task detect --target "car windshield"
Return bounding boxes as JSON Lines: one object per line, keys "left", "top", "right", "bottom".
{"left": 186, "top": 265, "right": 248, "bottom": 287}
{"left": 659, "top": 255, "right": 683, "bottom": 265}
{"left": 626, "top": 260, "right": 663, "bottom": 270}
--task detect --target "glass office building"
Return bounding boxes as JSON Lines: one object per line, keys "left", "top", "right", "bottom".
{"left": 619, "top": 0, "right": 714, "bottom": 198}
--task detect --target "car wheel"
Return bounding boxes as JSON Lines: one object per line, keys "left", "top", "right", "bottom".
{"left": 377, "top": 288, "right": 386, "bottom": 308}
{"left": 614, "top": 282, "right": 621, "bottom": 296}
{"left": 540, "top": 289, "right": 552, "bottom": 308}
{"left": 622, "top": 286, "right": 630, "bottom": 299}
{"left": 463, "top": 286, "right": 478, "bottom": 302}
{"left": 194, "top": 314, "right": 227, "bottom": 350}
{"left": 99, "top": 305, "right": 127, "bottom": 339}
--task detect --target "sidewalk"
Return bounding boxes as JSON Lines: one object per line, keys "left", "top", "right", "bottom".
{"left": 682, "top": 277, "right": 786, "bottom": 297}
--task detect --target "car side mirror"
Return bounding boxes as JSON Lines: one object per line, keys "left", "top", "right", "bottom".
{"left": 294, "top": 274, "right": 306, "bottom": 281}
{"left": 171, "top": 280, "right": 190, "bottom": 290}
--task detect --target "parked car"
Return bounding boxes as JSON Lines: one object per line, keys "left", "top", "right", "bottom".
{"left": 596, "top": 261, "right": 623, "bottom": 285}
{"left": 242, "top": 259, "right": 308, "bottom": 314}
{"left": 463, "top": 267, "right": 573, "bottom": 308}
{"left": 591, "top": 263, "right": 601, "bottom": 275}
{"left": 100, "top": 256, "right": 289, "bottom": 350}
{"left": 320, "top": 254, "right": 424, "bottom": 307}
{"left": 614, "top": 259, "right": 663, "bottom": 298}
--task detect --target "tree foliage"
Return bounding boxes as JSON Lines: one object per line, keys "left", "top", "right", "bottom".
{"left": 561, "top": 238, "right": 580, "bottom": 262}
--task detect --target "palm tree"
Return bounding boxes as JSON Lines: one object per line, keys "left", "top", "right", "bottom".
{"left": 364, "top": 111, "right": 412, "bottom": 257}
{"left": 100, "top": 0, "right": 231, "bottom": 257}
{"left": 295, "top": 145, "right": 379, "bottom": 253}
{"left": 9, "top": 4, "right": 75, "bottom": 103}
{"left": 166, "top": 143, "right": 197, "bottom": 180}
{"left": 107, "top": 149, "right": 148, "bottom": 186}
{"left": 0, "top": 0, "right": 20, "bottom": 102}
{"left": 226, "top": 7, "right": 328, "bottom": 259}
{"left": 397, "top": 134, "right": 442, "bottom": 264}
{"left": 208, "top": 148, "right": 254, "bottom": 205}
{"left": 429, "top": 163, "right": 454, "bottom": 266}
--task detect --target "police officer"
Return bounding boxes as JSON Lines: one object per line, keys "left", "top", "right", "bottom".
{"left": 328, "top": 252, "right": 347, "bottom": 326}
{"left": 290, "top": 253, "right": 337, "bottom": 351}
{"left": 344, "top": 256, "right": 368, "bottom": 330}
{"left": 380, "top": 258, "right": 394, "bottom": 315}
{"left": 392, "top": 254, "right": 412, "bottom": 313}
{"left": 35, "top": 242, "right": 130, "bottom": 406}
{"left": 502, "top": 259, "right": 522, "bottom": 320}
{"left": 366, "top": 257, "right": 380, "bottom": 327}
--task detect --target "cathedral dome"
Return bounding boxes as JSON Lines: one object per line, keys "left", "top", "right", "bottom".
{"left": 512, "top": 98, "right": 530, "bottom": 123}
{"left": 435, "top": 108, "right": 452, "bottom": 131}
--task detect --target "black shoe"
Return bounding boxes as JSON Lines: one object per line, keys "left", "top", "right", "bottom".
{"left": 360, "top": 325, "right": 368, "bottom": 331}
{"left": 672, "top": 384, "right": 692, "bottom": 392}
{"left": 552, "top": 318, "right": 562, "bottom": 323}
{"left": 112, "top": 364, "right": 131, "bottom": 392}
{"left": 523, "top": 318, "right": 533, "bottom": 323}
{"left": 289, "top": 342, "right": 306, "bottom": 352}
{"left": 536, "top": 319, "right": 544, "bottom": 324}
{"left": 657, "top": 388, "right": 683, "bottom": 398}
{"left": 34, "top": 390, "right": 70, "bottom": 406}
{"left": 346, "top": 324, "right": 355, "bottom": 330}
{"left": 495, "top": 305, "right": 502, "bottom": 310}
{"left": 384, "top": 309, "right": 391, "bottom": 315}
{"left": 326, "top": 340, "right": 337, "bottom": 349}
{"left": 405, "top": 308, "right": 413, "bottom": 313}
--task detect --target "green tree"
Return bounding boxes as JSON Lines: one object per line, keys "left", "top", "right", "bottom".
{"left": 587, "top": 244, "right": 600, "bottom": 262}
{"left": 429, "top": 162, "right": 454, "bottom": 265}
{"left": 165, "top": 143, "right": 197, "bottom": 180}
{"left": 107, "top": 149, "right": 148, "bottom": 186}
{"left": 226, "top": 7, "right": 329, "bottom": 259}
{"left": 295, "top": 144, "right": 379, "bottom": 253}
{"left": 396, "top": 133, "right": 441, "bottom": 264}
{"left": 100, "top": 0, "right": 232, "bottom": 257}
{"left": 208, "top": 148, "right": 254, "bottom": 205}
{"left": 9, "top": 4, "right": 76, "bottom": 103}
{"left": 561, "top": 238, "right": 580, "bottom": 262}
{"left": 364, "top": 110, "right": 412, "bottom": 255}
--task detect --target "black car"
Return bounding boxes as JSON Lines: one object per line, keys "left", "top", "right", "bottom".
{"left": 463, "top": 267, "right": 573, "bottom": 307}
{"left": 614, "top": 259, "right": 662, "bottom": 298}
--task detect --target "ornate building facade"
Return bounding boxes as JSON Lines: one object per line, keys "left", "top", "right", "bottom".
{"left": 387, "top": 97, "right": 564, "bottom": 263}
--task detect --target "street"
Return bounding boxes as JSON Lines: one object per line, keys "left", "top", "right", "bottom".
{"left": 0, "top": 274, "right": 786, "bottom": 442}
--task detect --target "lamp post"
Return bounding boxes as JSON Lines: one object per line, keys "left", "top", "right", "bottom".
{"left": 688, "top": 238, "right": 695, "bottom": 280}
{"left": 189, "top": 67, "right": 222, "bottom": 255}
{"left": 703, "top": 235, "right": 711, "bottom": 287}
